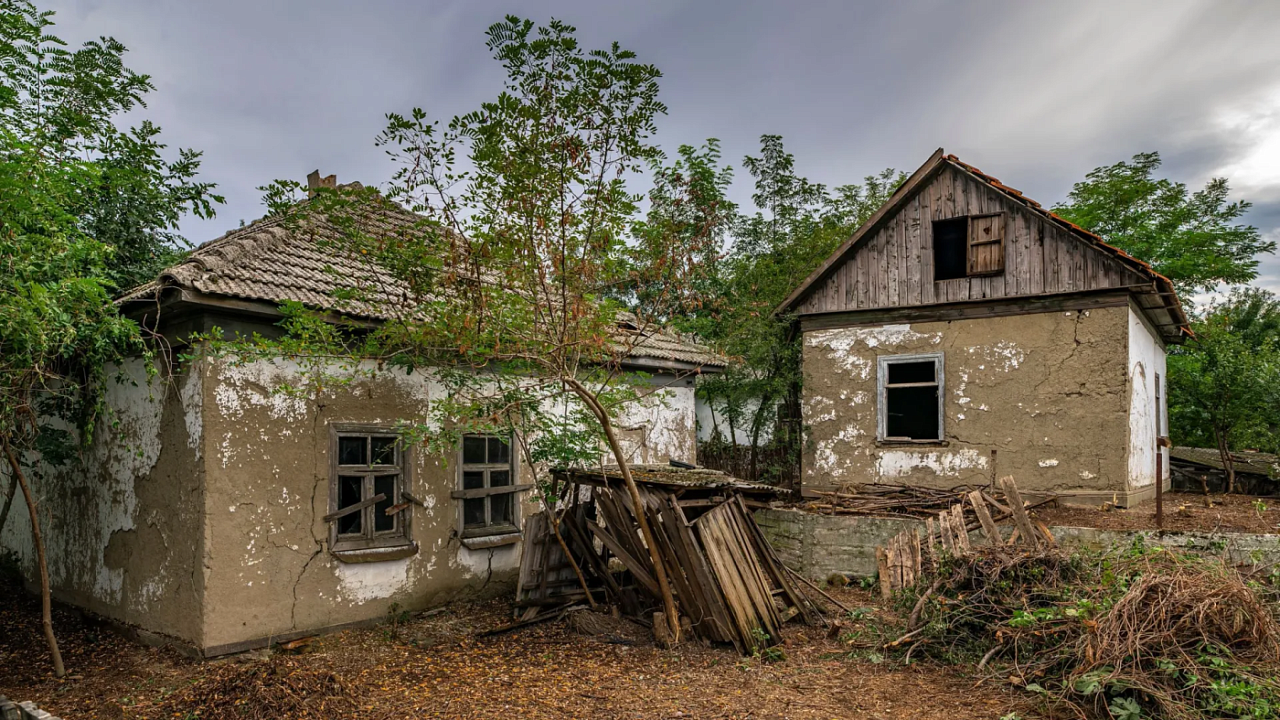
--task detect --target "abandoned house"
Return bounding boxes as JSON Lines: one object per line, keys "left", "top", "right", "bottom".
{"left": 0, "top": 177, "right": 724, "bottom": 657}
{"left": 778, "top": 149, "right": 1189, "bottom": 507}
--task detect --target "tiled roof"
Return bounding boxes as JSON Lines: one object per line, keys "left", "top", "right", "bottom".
{"left": 1171, "top": 446, "right": 1280, "bottom": 479}
{"left": 120, "top": 193, "right": 725, "bottom": 370}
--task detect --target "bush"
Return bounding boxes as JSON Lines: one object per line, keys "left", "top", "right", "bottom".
{"left": 891, "top": 542, "right": 1280, "bottom": 719}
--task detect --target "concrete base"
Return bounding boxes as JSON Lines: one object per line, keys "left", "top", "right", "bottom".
{"left": 755, "top": 506, "right": 1280, "bottom": 581}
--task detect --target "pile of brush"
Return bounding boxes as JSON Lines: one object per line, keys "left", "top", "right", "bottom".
{"left": 148, "top": 656, "right": 357, "bottom": 720}
{"left": 892, "top": 542, "right": 1280, "bottom": 719}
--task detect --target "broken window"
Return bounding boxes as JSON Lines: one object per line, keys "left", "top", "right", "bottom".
{"left": 328, "top": 427, "right": 412, "bottom": 553}
{"left": 932, "top": 213, "right": 1005, "bottom": 281}
{"left": 877, "top": 353, "right": 944, "bottom": 442}
{"left": 454, "top": 434, "right": 523, "bottom": 538}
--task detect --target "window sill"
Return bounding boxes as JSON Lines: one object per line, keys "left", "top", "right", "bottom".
{"left": 460, "top": 532, "right": 522, "bottom": 550}
{"left": 876, "top": 439, "right": 949, "bottom": 448}
{"left": 331, "top": 541, "right": 418, "bottom": 564}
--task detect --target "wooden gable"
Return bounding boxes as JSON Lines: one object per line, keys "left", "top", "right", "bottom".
{"left": 791, "top": 162, "right": 1151, "bottom": 316}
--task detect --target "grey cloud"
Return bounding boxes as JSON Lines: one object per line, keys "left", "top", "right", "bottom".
{"left": 44, "top": 0, "right": 1280, "bottom": 292}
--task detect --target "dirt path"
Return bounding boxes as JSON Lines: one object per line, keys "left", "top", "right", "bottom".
{"left": 1, "top": 580, "right": 1036, "bottom": 719}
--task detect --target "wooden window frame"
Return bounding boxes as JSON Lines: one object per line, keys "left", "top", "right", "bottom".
{"left": 328, "top": 424, "right": 413, "bottom": 555}
{"left": 876, "top": 353, "right": 945, "bottom": 443}
{"left": 933, "top": 213, "right": 1006, "bottom": 281}
{"left": 453, "top": 433, "right": 531, "bottom": 539}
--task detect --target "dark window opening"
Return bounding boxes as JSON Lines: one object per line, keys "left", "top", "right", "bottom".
{"left": 329, "top": 428, "right": 411, "bottom": 553}
{"left": 933, "top": 217, "right": 968, "bottom": 281}
{"left": 457, "top": 434, "right": 520, "bottom": 537}
{"left": 933, "top": 213, "right": 1006, "bottom": 280}
{"left": 879, "top": 354, "right": 944, "bottom": 442}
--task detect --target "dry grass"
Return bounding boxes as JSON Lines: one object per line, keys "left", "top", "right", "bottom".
{"left": 902, "top": 543, "right": 1280, "bottom": 719}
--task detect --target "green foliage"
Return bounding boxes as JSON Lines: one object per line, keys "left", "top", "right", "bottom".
{"left": 1053, "top": 152, "right": 1270, "bottom": 294}
{"left": 884, "top": 546, "right": 1280, "bottom": 719}
{"left": 694, "top": 135, "right": 904, "bottom": 481}
{"left": 231, "top": 17, "right": 721, "bottom": 511}
{"left": 0, "top": 0, "right": 219, "bottom": 462}
{"left": 1168, "top": 289, "right": 1280, "bottom": 480}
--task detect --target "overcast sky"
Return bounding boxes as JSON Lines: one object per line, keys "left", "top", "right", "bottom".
{"left": 45, "top": 0, "right": 1280, "bottom": 293}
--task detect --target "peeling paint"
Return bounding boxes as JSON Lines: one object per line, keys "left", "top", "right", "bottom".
{"left": 875, "top": 449, "right": 988, "bottom": 478}
{"left": 333, "top": 558, "right": 413, "bottom": 603}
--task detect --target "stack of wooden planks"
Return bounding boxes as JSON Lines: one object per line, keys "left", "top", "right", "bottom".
{"left": 878, "top": 476, "right": 1058, "bottom": 596}
{"left": 516, "top": 465, "right": 821, "bottom": 654}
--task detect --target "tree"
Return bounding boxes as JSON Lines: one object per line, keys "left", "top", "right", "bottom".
{"left": 1053, "top": 152, "right": 1271, "bottom": 295}
{"left": 241, "top": 17, "right": 722, "bottom": 641}
{"left": 696, "top": 135, "right": 903, "bottom": 482}
{"left": 1168, "top": 289, "right": 1280, "bottom": 492}
{"left": 0, "top": 0, "right": 221, "bottom": 675}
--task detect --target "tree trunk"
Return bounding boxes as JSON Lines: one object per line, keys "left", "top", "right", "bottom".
{"left": 3, "top": 441, "right": 65, "bottom": 677}
{"left": 0, "top": 470, "right": 17, "bottom": 538}
{"left": 746, "top": 391, "right": 774, "bottom": 483}
{"left": 1215, "top": 428, "right": 1236, "bottom": 494}
{"left": 566, "top": 379, "right": 681, "bottom": 642}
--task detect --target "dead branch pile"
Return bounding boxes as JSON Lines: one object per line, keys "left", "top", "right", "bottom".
{"left": 891, "top": 541, "right": 1280, "bottom": 719}
{"left": 513, "top": 465, "right": 828, "bottom": 654}
{"left": 805, "top": 480, "right": 1055, "bottom": 524}
{"left": 151, "top": 656, "right": 357, "bottom": 720}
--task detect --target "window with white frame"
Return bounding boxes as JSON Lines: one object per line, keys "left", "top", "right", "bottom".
{"left": 877, "top": 353, "right": 944, "bottom": 442}
{"left": 454, "top": 434, "right": 523, "bottom": 538}
{"left": 327, "top": 426, "right": 412, "bottom": 553}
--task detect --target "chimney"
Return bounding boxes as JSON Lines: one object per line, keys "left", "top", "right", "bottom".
{"left": 306, "top": 169, "right": 337, "bottom": 198}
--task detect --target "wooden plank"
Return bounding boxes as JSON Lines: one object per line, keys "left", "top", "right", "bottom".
{"left": 950, "top": 504, "right": 970, "bottom": 551}
{"left": 967, "top": 490, "right": 1000, "bottom": 544}
{"left": 998, "top": 476, "right": 1038, "bottom": 547}
{"left": 664, "top": 497, "right": 738, "bottom": 646}
{"left": 697, "top": 508, "right": 760, "bottom": 649}
{"left": 450, "top": 483, "right": 534, "bottom": 499}
{"left": 322, "top": 493, "right": 386, "bottom": 522}
{"left": 733, "top": 496, "right": 815, "bottom": 625}
{"left": 720, "top": 504, "right": 783, "bottom": 642}
{"left": 586, "top": 519, "right": 661, "bottom": 597}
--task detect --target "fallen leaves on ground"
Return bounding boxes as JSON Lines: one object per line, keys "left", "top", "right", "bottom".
{"left": 1, "top": 579, "right": 1037, "bottom": 720}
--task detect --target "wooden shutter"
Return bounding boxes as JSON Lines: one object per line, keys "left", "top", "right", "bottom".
{"left": 967, "top": 213, "right": 1005, "bottom": 275}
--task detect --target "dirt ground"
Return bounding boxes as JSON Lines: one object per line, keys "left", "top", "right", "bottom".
{"left": 1032, "top": 492, "right": 1280, "bottom": 534}
{"left": 0, "top": 577, "right": 1038, "bottom": 720}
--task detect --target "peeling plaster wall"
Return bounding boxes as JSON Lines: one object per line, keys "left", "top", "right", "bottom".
{"left": 801, "top": 308, "right": 1132, "bottom": 499}
{"left": 199, "top": 358, "right": 696, "bottom": 652}
{"left": 0, "top": 359, "right": 206, "bottom": 646}
{"left": 1127, "top": 307, "right": 1169, "bottom": 491}
{"left": 616, "top": 381, "right": 697, "bottom": 465}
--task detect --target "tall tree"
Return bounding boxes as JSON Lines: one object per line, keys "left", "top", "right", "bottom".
{"left": 0, "top": 0, "right": 221, "bottom": 675}
{"left": 242, "top": 17, "right": 721, "bottom": 641}
{"left": 1053, "top": 152, "right": 1271, "bottom": 294}
{"left": 697, "top": 135, "right": 903, "bottom": 482}
{"left": 1168, "top": 289, "right": 1280, "bottom": 491}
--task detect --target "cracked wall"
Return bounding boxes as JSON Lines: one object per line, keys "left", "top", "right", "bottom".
{"left": 200, "top": 357, "right": 696, "bottom": 653}
{"left": 0, "top": 358, "right": 206, "bottom": 647}
{"left": 801, "top": 307, "right": 1133, "bottom": 500}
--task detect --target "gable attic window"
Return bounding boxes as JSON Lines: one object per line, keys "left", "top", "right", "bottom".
{"left": 877, "top": 354, "right": 944, "bottom": 443}
{"left": 327, "top": 426, "right": 415, "bottom": 559}
{"left": 932, "top": 213, "right": 1006, "bottom": 281}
